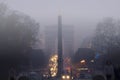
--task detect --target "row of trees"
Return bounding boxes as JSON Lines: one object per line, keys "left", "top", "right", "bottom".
{"left": 92, "top": 17, "right": 120, "bottom": 54}
{"left": 91, "top": 17, "right": 120, "bottom": 65}
{"left": 0, "top": 3, "right": 39, "bottom": 55}
{"left": 0, "top": 3, "right": 41, "bottom": 79}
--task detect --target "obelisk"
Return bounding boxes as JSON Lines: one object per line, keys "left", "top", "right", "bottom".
{"left": 57, "top": 15, "right": 63, "bottom": 78}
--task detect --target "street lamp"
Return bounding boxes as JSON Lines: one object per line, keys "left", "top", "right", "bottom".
{"left": 80, "top": 60, "right": 86, "bottom": 64}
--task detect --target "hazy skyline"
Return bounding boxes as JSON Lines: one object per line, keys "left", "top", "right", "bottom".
{"left": 3, "top": 0, "right": 120, "bottom": 49}
{"left": 4, "top": 0, "right": 120, "bottom": 24}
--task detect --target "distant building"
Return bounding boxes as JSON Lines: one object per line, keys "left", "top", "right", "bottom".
{"left": 44, "top": 25, "right": 74, "bottom": 57}
{"left": 80, "top": 37, "right": 92, "bottom": 48}
{"left": 72, "top": 48, "right": 95, "bottom": 77}
{"left": 44, "top": 26, "right": 57, "bottom": 56}
{"left": 63, "top": 25, "right": 74, "bottom": 57}
{"left": 73, "top": 48, "right": 95, "bottom": 63}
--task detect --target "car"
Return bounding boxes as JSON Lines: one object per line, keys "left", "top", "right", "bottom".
{"left": 78, "top": 73, "right": 92, "bottom": 80}
{"left": 61, "top": 74, "right": 71, "bottom": 80}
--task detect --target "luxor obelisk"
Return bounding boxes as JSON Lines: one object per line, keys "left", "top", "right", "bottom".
{"left": 57, "top": 15, "right": 63, "bottom": 78}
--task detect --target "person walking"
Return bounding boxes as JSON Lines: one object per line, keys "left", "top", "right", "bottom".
{"left": 104, "top": 60, "right": 114, "bottom": 80}
{"left": 114, "top": 65, "right": 120, "bottom": 80}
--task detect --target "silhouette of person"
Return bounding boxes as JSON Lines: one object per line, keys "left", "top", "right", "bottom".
{"left": 104, "top": 60, "right": 114, "bottom": 80}
{"left": 114, "top": 65, "right": 120, "bottom": 80}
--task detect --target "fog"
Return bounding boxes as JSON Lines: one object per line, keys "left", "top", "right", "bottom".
{"left": 4, "top": 0, "right": 120, "bottom": 49}
{"left": 0, "top": 1, "right": 120, "bottom": 79}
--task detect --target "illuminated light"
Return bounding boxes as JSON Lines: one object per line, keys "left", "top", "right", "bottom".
{"left": 66, "top": 75, "right": 70, "bottom": 79}
{"left": 43, "top": 74, "right": 46, "bottom": 77}
{"left": 80, "top": 60, "right": 85, "bottom": 63}
{"left": 62, "top": 75, "right": 65, "bottom": 79}
{"left": 79, "top": 68, "right": 88, "bottom": 70}
{"left": 49, "top": 54, "right": 58, "bottom": 77}
{"left": 51, "top": 58, "right": 54, "bottom": 61}
{"left": 72, "top": 77, "right": 74, "bottom": 79}
{"left": 84, "top": 68, "right": 88, "bottom": 70}
{"left": 54, "top": 55, "right": 58, "bottom": 58}
{"left": 50, "top": 68, "right": 54, "bottom": 71}
{"left": 51, "top": 72, "right": 56, "bottom": 77}
{"left": 91, "top": 60, "right": 94, "bottom": 62}
{"left": 53, "top": 72, "right": 56, "bottom": 75}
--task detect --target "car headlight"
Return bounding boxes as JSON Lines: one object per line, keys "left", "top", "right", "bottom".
{"left": 66, "top": 75, "right": 70, "bottom": 79}
{"left": 62, "top": 75, "right": 65, "bottom": 79}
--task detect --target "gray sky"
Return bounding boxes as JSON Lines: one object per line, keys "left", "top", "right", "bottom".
{"left": 5, "top": 0, "right": 120, "bottom": 24}
{"left": 4, "top": 0, "right": 120, "bottom": 49}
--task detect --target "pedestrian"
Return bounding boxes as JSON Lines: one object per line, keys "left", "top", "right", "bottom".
{"left": 104, "top": 60, "right": 114, "bottom": 80}
{"left": 114, "top": 65, "right": 120, "bottom": 80}
{"left": 10, "top": 76, "right": 15, "bottom": 80}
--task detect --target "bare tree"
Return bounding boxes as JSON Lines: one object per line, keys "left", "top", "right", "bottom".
{"left": 92, "top": 18, "right": 117, "bottom": 54}
{"left": 0, "top": 3, "right": 40, "bottom": 79}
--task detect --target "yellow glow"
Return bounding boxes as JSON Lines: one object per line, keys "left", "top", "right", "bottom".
{"left": 62, "top": 75, "right": 65, "bottom": 79}
{"left": 80, "top": 60, "right": 85, "bottom": 63}
{"left": 66, "top": 75, "right": 70, "bottom": 79}
{"left": 49, "top": 54, "right": 58, "bottom": 77}
{"left": 50, "top": 68, "right": 54, "bottom": 71}
{"left": 51, "top": 58, "right": 54, "bottom": 61}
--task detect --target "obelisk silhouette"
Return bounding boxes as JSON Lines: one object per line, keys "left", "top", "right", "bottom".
{"left": 57, "top": 15, "right": 63, "bottom": 78}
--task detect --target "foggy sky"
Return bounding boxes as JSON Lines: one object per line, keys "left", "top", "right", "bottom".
{"left": 4, "top": 0, "right": 120, "bottom": 24}
{"left": 3, "top": 0, "right": 120, "bottom": 49}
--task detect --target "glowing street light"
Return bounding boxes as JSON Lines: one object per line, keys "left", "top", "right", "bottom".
{"left": 66, "top": 75, "right": 70, "bottom": 79}
{"left": 62, "top": 75, "right": 65, "bottom": 79}
{"left": 91, "top": 60, "right": 94, "bottom": 63}
{"left": 62, "top": 75, "right": 70, "bottom": 80}
{"left": 80, "top": 60, "right": 86, "bottom": 64}
{"left": 49, "top": 54, "right": 58, "bottom": 77}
